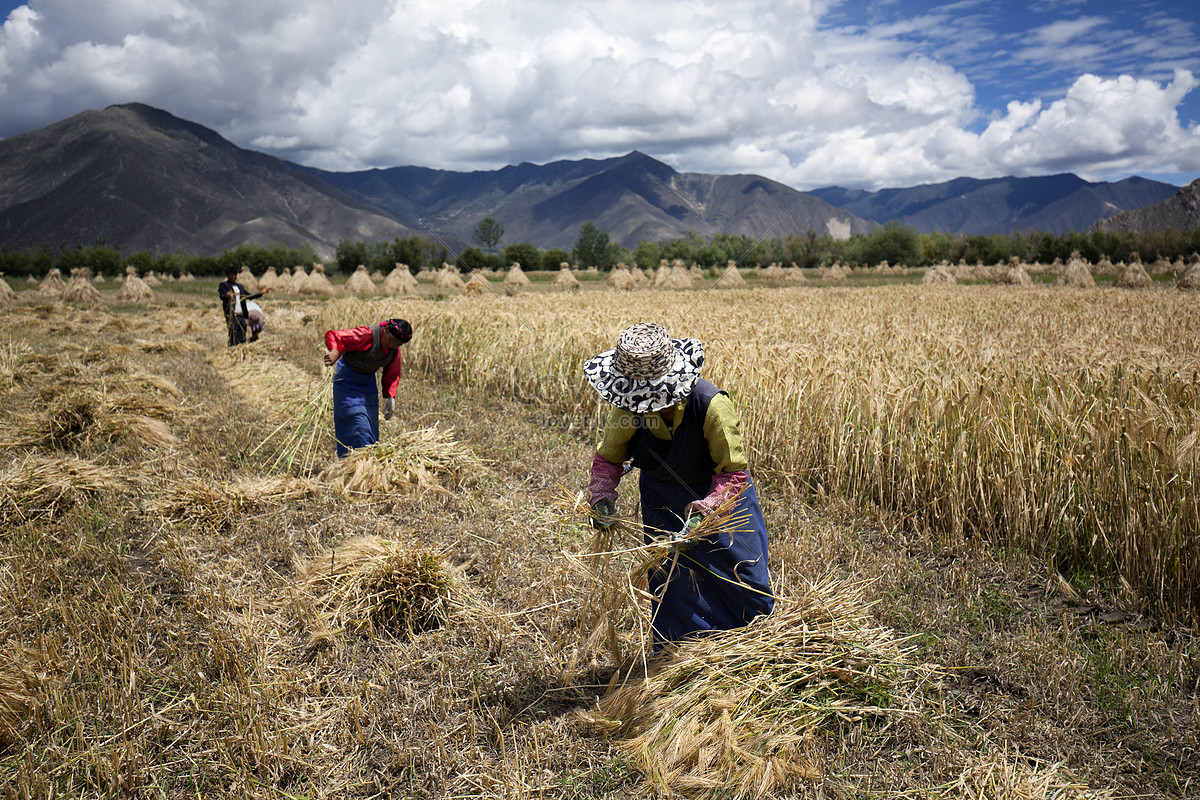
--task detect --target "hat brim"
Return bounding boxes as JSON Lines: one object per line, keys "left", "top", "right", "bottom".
{"left": 583, "top": 338, "right": 704, "bottom": 412}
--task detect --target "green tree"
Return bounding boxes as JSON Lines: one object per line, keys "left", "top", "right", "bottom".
{"left": 455, "top": 247, "right": 499, "bottom": 272}
{"left": 859, "top": 222, "right": 922, "bottom": 267}
{"left": 572, "top": 221, "right": 613, "bottom": 269}
{"left": 473, "top": 216, "right": 504, "bottom": 253}
{"left": 542, "top": 248, "right": 571, "bottom": 269}
{"left": 335, "top": 240, "right": 369, "bottom": 275}
{"left": 501, "top": 242, "right": 541, "bottom": 271}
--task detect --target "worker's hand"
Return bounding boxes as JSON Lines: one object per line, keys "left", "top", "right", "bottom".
{"left": 590, "top": 499, "right": 617, "bottom": 531}
{"left": 323, "top": 348, "right": 339, "bottom": 367}
{"left": 666, "top": 515, "right": 702, "bottom": 547}
{"left": 383, "top": 397, "right": 395, "bottom": 420}
{"left": 262, "top": 287, "right": 271, "bottom": 294}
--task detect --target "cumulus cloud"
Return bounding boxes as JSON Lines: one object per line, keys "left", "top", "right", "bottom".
{"left": 0, "top": 0, "right": 1198, "bottom": 191}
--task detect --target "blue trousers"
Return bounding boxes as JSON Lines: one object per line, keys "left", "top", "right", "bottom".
{"left": 332, "top": 361, "right": 379, "bottom": 457}
{"left": 640, "top": 472, "right": 774, "bottom": 646}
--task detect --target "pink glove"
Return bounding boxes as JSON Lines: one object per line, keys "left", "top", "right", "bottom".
{"left": 587, "top": 452, "right": 623, "bottom": 507}
{"left": 686, "top": 471, "right": 748, "bottom": 517}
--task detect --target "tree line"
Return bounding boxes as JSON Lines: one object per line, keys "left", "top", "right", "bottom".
{"left": 3, "top": 223, "right": 1199, "bottom": 279}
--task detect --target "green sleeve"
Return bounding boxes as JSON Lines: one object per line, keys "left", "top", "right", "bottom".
{"left": 703, "top": 393, "right": 748, "bottom": 474}
{"left": 597, "top": 407, "right": 637, "bottom": 463}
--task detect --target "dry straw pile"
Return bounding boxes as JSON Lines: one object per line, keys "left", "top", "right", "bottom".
{"left": 922, "top": 264, "right": 957, "bottom": 285}
{"left": 0, "top": 455, "right": 130, "bottom": 523}
{"left": 503, "top": 262, "right": 532, "bottom": 292}
{"left": 344, "top": 264, "right": 377, "bottom": 296}
{"left": 116, "top": 267, "right": 154, "bottom": 302}
{"left": 299, "top": 263, "right": 336, "bottom": 295}
{"left": 1114, "top": 254, "right": 1153, "bottom": 289}
{"left": 60, "top": 268, "right": 103, "bottom": 306}
{"left": 292, "top": 537, "right": 454, "bottom": 638}
{"left": 554, "top": 264, "right": 581, "bottom": 290}
{"left": 434, "top": 264, "right": 465, "bottom": 291}
{"left": 383, "top": 264, "right": 419, "bottom": 296}
{"left": 0, "top": 276, "right": 16, "bottom": 303}
{"left": 587, "top": 578, "right": 929, "bottom": 799}
{"left": 319, "top": 426, "right": 482, "bottom": 498}
{"left": 464, "top": 271, "right": 490, "bottom": 296}
{"left": 1055, "top": 252, "right": 1095, "bottom": 288}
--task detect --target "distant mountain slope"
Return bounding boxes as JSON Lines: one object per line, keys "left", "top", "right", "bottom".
{"left": 0, "top": 103, "right": 414, "bottom": 258}
{"left": 809, "top": 174, "right": 1177, "bottom": 235}
{"left": 1092, "top": 179, "right": 1200, "bottom": 234}
{"left": 299, "top": 151, "right": 877, "bottom": 250}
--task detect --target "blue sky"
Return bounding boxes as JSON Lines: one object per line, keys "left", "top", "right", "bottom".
{"left": 2, "top": 0, "right": 1198, "bottom": 190}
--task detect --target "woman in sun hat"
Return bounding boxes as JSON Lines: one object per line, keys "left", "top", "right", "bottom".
{"left": 583, "top": 322, "right": 774, "bottom": 647}
{"left": 323, "top": 318, "right": 413, "bottom": 457}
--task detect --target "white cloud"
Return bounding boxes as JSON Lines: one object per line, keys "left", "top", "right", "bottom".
{"left": 0, "top": 0, "right": 1198, "bottom": 191}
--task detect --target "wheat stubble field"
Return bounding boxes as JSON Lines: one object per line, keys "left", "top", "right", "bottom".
{"left": 0, "top": 274, "right": 1197, "bottom": 799}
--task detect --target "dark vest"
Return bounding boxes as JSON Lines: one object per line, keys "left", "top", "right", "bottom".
{"left": 341, "top": 325, "right": 398, "bottom": 375}
{"left": 629, "top": 378, "right": 725, "bottom": 486}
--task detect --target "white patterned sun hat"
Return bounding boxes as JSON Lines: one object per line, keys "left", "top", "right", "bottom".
{"left": 583, "top": 322, "right": 705, "bottom": 413}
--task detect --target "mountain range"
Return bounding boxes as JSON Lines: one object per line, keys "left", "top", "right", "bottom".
{"left": 1093, "top": 178, "right": 1200, "bottom": 234}
{"left": 808, "top": 174, "right": 1177, "bottom": 236}
{"left": 0, "top": 102, "right": 1191, "bottom": 260}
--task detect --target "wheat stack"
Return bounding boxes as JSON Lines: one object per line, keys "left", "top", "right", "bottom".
{"left": 1055, "top": 252, "right": 1095, "bottom": 288}
{"left": 320, "top": 427, "right": 481, "bottom": 498}
{"left": 293, "top": 537, "right": 454, "bottom": 638}
{"left": 344, "top": 265, "right": 377, "bottom": 297}
{"left": 146, "top": 475, "right": 320, "bottom": 529}
{"left": 463, "top": 272, "right": 490, "bottom": 296}
{"left": 1114, "top": 254, "right": 1153, "bottom": 289}
{"left": 586, "top": 577, "right": 929, "bottom": 800}
{"left": 0, "top": 455, "right": 130, "bottom": 523}
{"left": 143, "top": 271, "right": 164, "bottom": 287}
{"left": 504, "top": 262, "right": 532, "bottom": 292}
{"left": 370, "top": 269, "right": 384, "bottom": 282}
{"left": 922, "top": 264, "right": 957, "bottom": 286}
{"left": 0, "top": 276, "right": 15, "bottom": 303}
{"left": 91, "top": 271, "right": 106, "bottom": 284}
{"left": 383, "top": 264, "right": 420, "bottom": 296}
{"left": 272, "top": 267, "right": 294, "bottom": 294}
{"left": 1176, "top": 260, "right": 1200, "bottom": 291}
{"left": 60, "top": 268, "right": 103, "bottom": 306}
{"left": 658, "top": 261, "right": 696, "bottom": 289}
{"left": 1095, "top": 255, "right": 1118, "bottom": 276}
{"left": 689, "top": 264, "right": 706, "bottom": 282}
{"left": 434, "top": 265, "right": 465, "bottom": 291}
{"left": 299, "top": 263, "right": 335, "bottom": 296}
{"left": 36, "top": 268, "right": 65, "bottom": 298}
{"left": 715, "top": 261, "right": 747, "bottom": 287}
{"left": 258, "top": 266, "right": 280, "bottom": 290}
{"left": 606, "top": 265, "right": 636, "bottom": 291}
{"left": 760, "top": 263, "right": 786, "bottom": 282}
{"left": 116, "top": 267, "right": 154, "bottom": 302}
{"left": 996, "top": 257, "right": 1033, "bottom": 286}
{"left": 554, "top": 265, "right": 581, "bottom": 290}
{"left": 783, "top": 264, "right": 808, "bottom": 283}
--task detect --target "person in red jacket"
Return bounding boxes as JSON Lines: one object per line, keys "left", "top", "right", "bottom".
{"left": 323, "top": 318, "right": 412, "bottom": 457}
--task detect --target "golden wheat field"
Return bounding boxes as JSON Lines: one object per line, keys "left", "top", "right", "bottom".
{"left": 0, "top": 273, "right": 1197, "bottom": 799}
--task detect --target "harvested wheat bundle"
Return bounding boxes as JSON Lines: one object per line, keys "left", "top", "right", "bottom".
{"left": 320, "top": 426, "right": 481, "bottom": 498}
{"left": 294, "top": 537, "right": 454, "bottom": 637}
{"left": 146, "top": 475, "right": 320, "bottom": 528}
{"left": 6, "top": 384, "right": 178, "bottom": 453}
{"left": 238, "top": 367, "right": 334, "bottom": 476}
{"left": 258, "top": 266, "right": 280, "bottom": 290}
{"left": 656, "top": 261, "right": 695, "bottom": 290}
{"left": 0, "top": 455, "right": 130, "bottom": 523}
{"left": 117, "top": 267, "right": 154, "bottom": 302}
{"left": 0, "top": 276, "right": 15, "bottom": 303}
{"left": 504, "top": 262, "right": 532, "bottom": 291}
{"left": 344, "top": 264, "right": 377, "bottom": 296}
{"left": 606, "top": 265, "right": 636, "bottom": 291}
{"left": 760, "top": 263, "right": 786, "bottom": 282}
{"left": 1055, "top": 252, "right": 1095, "bottom": 288}
{"left": 61, "top": 268, "right": 103, "bottom": 306}
{"left": 783, "top": 264, "right": 807, "bottom": 283}
{"left": 715, "top": 261, "right": 747, "bottom": 287}
{"left": 1176, "top": 261, "right": 1200, "bottom": 291}
{"left": 36, "top": 268, "right": 66, "bottom": 298}
{"left": 922, "top": 264, "right": 957, "bottom": 286}
{"left": 91, "top": 272, "right": 106, "bottom": 284}
{"left": 996, "top": 257, "right": 1033, "bottom": 287}
{"left": 370, "top": 269, "right": 384, "bottom": 282}
{"left": 689, "top": 264, "right": 706, "bottom": 282}
{"left": 272, "top": 266, "right": 294, "bottom": 294}
{"left": 586, "top": 577, "right": 930, "bottom": 800}
{"left": 1094, "top": 255, "right": 1118, "bottom": 276}
{"left": 1114, "top": 255, "right": 1153, "bottom": 289}
{"left": 555, "top": 265, "right": 581, "bottom": 290}
{"left": 434, "top": 265, "right": 465, "bottom": 291}
{"left": 464, "top": 272, "right": 490, "bottom": 295}
{"left": 143, "top": 271, "right": 164, "bottom": 287}
{"left": 383, "top": 264, "right": 420, "bottom": 296}
{"left": 299, "top": 263, "right": 336, "bottom": 296}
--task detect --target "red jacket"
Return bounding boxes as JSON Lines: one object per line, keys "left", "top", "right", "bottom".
{"left": 324, "top": 325, "right": 403, "bottom": 398}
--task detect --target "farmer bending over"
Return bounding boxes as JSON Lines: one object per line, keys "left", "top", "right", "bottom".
{"left": 323, "top": 318, "right": 412, "bottom": 457}
{"left": 583, "top": 322, "right": 774, "bottom": 648}
{"left": 218, "top": 266, "right": 270, "bottom": 346}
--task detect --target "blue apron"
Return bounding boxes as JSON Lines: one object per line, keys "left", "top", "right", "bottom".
{"left": 640, "top": 471, "right": 774, "bottom": 647}
{"left": 332, "top": 360, "right": 379, "bottom": 457}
